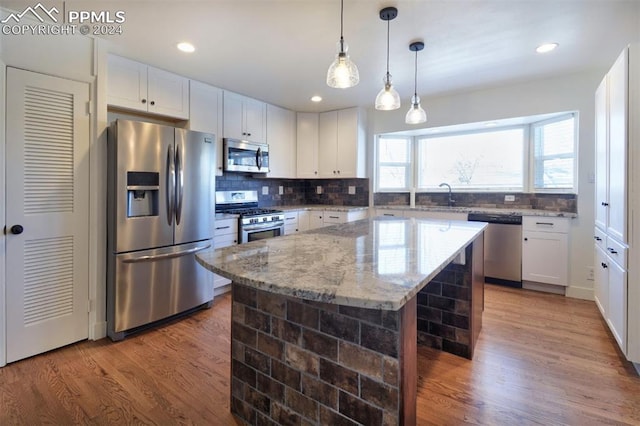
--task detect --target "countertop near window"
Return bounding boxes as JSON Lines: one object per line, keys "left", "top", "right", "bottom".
{"left": 375, "top": 205, "right": 578, "bottom": 218}
{"left": 196, "top": 217, "right": 486, "bottom": 311}
{"left": 278, "top": 205, "right": 369, "bottom": 212}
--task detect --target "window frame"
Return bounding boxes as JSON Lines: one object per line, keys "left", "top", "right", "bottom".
{"left": 375, "top": 135, "right": 413, "bottom": 192}
{"left": 374, "top": 113, "right": 577, "bottom": 194}
{"left": 528, "top": 113, "right": 577, "bottom": 193}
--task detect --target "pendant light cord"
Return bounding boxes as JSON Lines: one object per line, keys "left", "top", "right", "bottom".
{"left": 385, "top": 18, "right": 390, "bottom": 78}
{"left": 339, "top": 0, "right": 344, "bottom": 52}
{"left": 413, "top": 49, "right": 418, "bottom": 98}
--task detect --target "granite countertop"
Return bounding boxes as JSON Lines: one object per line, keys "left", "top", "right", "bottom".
{"left": 196, "top": 217, "right": 486, "bottom": 310}
{"left": 214, "top": 212, "right": 239, "bottom": 220}
{"left": 279, "top": 205, "right": 369, "bottom": 212}
{"left": 375, "top": 205, "right": 577, "bottom": 218}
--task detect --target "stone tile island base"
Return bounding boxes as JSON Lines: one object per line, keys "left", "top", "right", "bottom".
{"left": 230, "top": 239, "right": 483, "bottom": 425}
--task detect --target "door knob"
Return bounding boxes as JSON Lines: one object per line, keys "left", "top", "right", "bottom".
{"left": 10, "top": 224, "right": 24, "bottom": 234}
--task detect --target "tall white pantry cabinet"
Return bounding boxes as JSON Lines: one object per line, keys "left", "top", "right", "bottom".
{"left": 594, "top": 43, "right": 640, "bottom": 366}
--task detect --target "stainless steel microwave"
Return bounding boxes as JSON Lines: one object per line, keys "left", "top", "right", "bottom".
{"left": 223, "top": 138, "right": 269, "bottom": 173}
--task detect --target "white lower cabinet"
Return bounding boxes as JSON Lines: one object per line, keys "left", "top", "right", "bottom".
{"left": 595, "top": 239, "right": 628, "bottom": 352}
{"left": 521, "top": 217, "right": 569, "bottom": 286}
{"left": 213, "top": 218, "right": 238, "bottom": 294}
{"left": 283, "top": 211, "right": 299, "bottom": 235}
{"left": 309, "top": 211, "right": 325, "bottom": 230}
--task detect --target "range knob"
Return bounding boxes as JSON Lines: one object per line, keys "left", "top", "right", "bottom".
{"left": 262, "top": 217, "right": 267, "bottom": 222}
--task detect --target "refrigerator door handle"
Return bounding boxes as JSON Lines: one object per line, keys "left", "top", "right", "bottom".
{"left": 175, "top": 143, "right": 184, "bottom": 225}
{"left": 122, "top": 244, "right": 212, "bottom": 264}
{"left": 166, "top": 144, "right": 175, "bottom": 226}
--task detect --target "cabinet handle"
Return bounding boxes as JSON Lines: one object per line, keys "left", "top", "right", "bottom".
{"left": 141, "top": 98, "right": 147, "bottom": 104}
{"left": 601, "top": 262, "right": 608, "bottom": 269}
{"left": 524, "top": 237, "right": 528, "bottom": 241}
{"left": 337, "top": 170, "right": 340, "bottom": 174}
{"left": 607, "top": 247, "right": 618, "bottom": 254}
{"left": 594, "top": 236, "right": 602, "bottom": 241}
{"left": 150, "top": 101, "right": 155, "bottom": 106}
{"left": 535, "top": 222, "right": 554, "bottom": 226}
{"left": 247, "top": 133, "right": 251, "bottom": 136}
{"left": 216, "top": 225, "right": 230, "bottom": 230}
{"left": 601, "top": 202, "right": 609, "bottom": 206}
{"left": 333, "top": 171, "right": 336, "bottom": 174}
{"left": 314, "top": 171, "right": 318, "bottom": 175}
{"left": 328, "top": 216, "right": 339, "bottom": 219}
{"left": 286, "top": 217, "right": 295, "bottom": 221}
{"left": 383, "top": 213, "right": 395, "bottom": 216}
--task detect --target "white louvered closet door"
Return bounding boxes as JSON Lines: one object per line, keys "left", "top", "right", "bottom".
{"left": 5, "top": 68, "right": 89, "bottom": 363}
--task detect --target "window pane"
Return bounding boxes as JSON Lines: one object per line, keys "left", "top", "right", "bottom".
{"left": 379, "top": 138, "right": 409, "bottom": 162}
{"left": 379, "top": 166, "right": 407, "bottom": 189}
{"left": 418, "top": 129, "right": 524, "bottom": 190}
{"left": 533, "top": 116, "right": 575, "bottom": 190}
{"left": 536, "top": 158, "right": 574, "bottom": 188}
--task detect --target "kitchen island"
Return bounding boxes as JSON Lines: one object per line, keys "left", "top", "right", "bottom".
{"left": 196, "top": 217, "right": 486, "bottom": 426}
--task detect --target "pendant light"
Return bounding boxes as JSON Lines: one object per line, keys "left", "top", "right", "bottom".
{"left": 405, "top": 41, "right": 427, "bottom": 124}
{"left": 327, "top": 0, "right": 359, "bottom": 88}
{"left": 375, "top": 7, "right": 401, "bottom": 111}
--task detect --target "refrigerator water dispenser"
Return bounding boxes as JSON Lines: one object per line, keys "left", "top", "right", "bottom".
{"left": 126, "top": 171, "right": 159, "bottom": 217}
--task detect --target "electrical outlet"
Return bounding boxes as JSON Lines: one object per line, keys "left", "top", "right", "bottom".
{"left": 504, "top": 195, "right": 515, "bottom": 202}
{"left": 587, "top": 267, "right": 595, "bottom": 281}
{"left": 316, "top": 186, "right": 323, "bottom": 195}
{"left": 348, "top": 186, "right": 356, "bottom": 195}
{"left": 262, "top": 186, "right": 269, "bottom": 195}
{"left": 279, "top": 186, "right": 284, "bottom": 195}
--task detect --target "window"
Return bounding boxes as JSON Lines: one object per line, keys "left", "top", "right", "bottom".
{"left": 532, "top": 115, "right": 575, "bottom": 190}
{"left": 417, "top": 128, "right": 524, "bottom": 191}
{"left": 376, "top": 136, "right": 411, "bottom": 191}
{"left": 374, "top": 112, "right": 577, "bottom": 193}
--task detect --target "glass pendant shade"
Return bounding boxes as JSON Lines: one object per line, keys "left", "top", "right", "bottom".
{"left": 327, "top": 41, "right": 359, "bottom": 88}
{"left": 405, "top": 95, "right": 427, "bottom": 124}
{"left": 375, "top": 75, "right": 401, "bottom": 110}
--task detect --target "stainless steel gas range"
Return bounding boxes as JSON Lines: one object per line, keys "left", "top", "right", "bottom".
{"left": 215, "top": 190, "right": 284, "bottom": 243}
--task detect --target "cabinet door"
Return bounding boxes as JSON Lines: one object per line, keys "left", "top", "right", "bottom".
{"left": 309, "top": 212, "right": 325, "bottom": 230}
{"left": 296, "top": 113, "right": 319, "bottom": 178}
{"left": 594, "top": 245, "right": 609, "bottom": 317}
{"left": 190, "top": 81, "right": 223, "bottom": 175}
{"left": 608, "top": 257, "right": 627, "bottom": 352}
{"left": 244, "top": 97, "right": 266, "bottom": 143}
{"left": 607, "top": 48, "right": 628, "bottom": 243}
{"left": 147, "top": 67, "right": 189, "bottom": 119}
{"left": 336, "top": 107, "right": 363, "bottom": 178}
{"left": 267, "top": 104, "right": 296, "bottom": 178}
{"left": 522, "top": 231, "right": 569, "bottom": 286}
{"left": 107, "top": 55, "right": 148, "bottom": 112}
{"left": 223, "top": 91, "right": 245, "bottom": 140}
{"left": 595, "top": 76, "right": 609, "bottom": 231}
{"left": 298, "top": 210, "right": 311, "bottom": 232}
{"left": 318, "top": 110, "right": 338, "bottom": 177}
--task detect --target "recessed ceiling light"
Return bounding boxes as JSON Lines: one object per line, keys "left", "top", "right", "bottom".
{"left": 311, "top": 95, "right": 322, "bottom": 102}
{"left": 177, "top": 42, "right": 195, "bottom": 53}
{"left": 536, "top": 43, "right": 558, "bottom": 54}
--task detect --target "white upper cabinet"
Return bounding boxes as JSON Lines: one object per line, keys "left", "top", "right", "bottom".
{"left": 189, "top": 80, "right": 223, "bottom": 176}
{"left": 107, "top": 54, "right": 189, "bottom": 119}
{"left": 595, "top": 76, "right": 609, "bottom": 231}
{"left": 296, "top": 112, "right": 319, "bottom": 178}
{"left": 223, "top": 91, "right": 266, "bottom": 143}
{"left": 299, "top": 107, "right": 366, "bottom": 179}
{"left": 266, "top": 104, "right": 296, "bottom": 178}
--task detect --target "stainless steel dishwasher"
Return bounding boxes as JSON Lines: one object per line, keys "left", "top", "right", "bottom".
{"left": 468, "top": 213, "right": 522, "bottom": 287}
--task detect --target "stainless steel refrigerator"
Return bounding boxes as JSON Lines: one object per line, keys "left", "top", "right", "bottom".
{"left": 107, "top": 120, "right": 215, "bottom": 341}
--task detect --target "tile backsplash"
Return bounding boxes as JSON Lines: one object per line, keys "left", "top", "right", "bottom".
{"left": 374, "top": 192, "right": 577, "bottom": 213}
{"left": 215, "top": 172, "right": 369, "bottom": 207}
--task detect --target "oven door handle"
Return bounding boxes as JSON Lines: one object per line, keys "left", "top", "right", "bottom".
{"left": 242, "top": 222, "right": 284, "bottom": 232}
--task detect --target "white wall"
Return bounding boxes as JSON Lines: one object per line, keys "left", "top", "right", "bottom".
{"left": 366, "top": 70, "right": 605, "bottom": 300}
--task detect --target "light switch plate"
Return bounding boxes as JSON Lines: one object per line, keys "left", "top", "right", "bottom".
{"left": 279, "top": 186, "right": 284, "bottom": 195}
{"left": 316, "top": 186, "right": 323, "bottom": 194}
{"left": 348, "top": 186, "right": 356, "bottom": 195}
{"left": 262, "top": 186, "right": 269, "bottom": 195}
{"left": 504, "top": 195, "right": 515, "bottom": 202}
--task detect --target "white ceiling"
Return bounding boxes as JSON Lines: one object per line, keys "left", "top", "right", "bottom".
{"left": 38, "top": 1, "right": 640, "bottom": 112}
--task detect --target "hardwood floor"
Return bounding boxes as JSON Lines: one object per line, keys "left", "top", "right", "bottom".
{"left": 1, "top": 284, "right": 639, "bottom": 425}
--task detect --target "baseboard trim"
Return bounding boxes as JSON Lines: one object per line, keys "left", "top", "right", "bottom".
{"left": 565, "top": 286, "right": 594, "bottom": 301}
{"left": 92, "top": 321, "right": 107, "bottom": 340}
{"left": 522, "top": 281, "right": 565, "bottom": 295}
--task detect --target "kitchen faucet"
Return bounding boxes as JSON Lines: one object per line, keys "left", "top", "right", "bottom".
{"left": 439, "top": 182, "right": 455, "bottom": 207}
